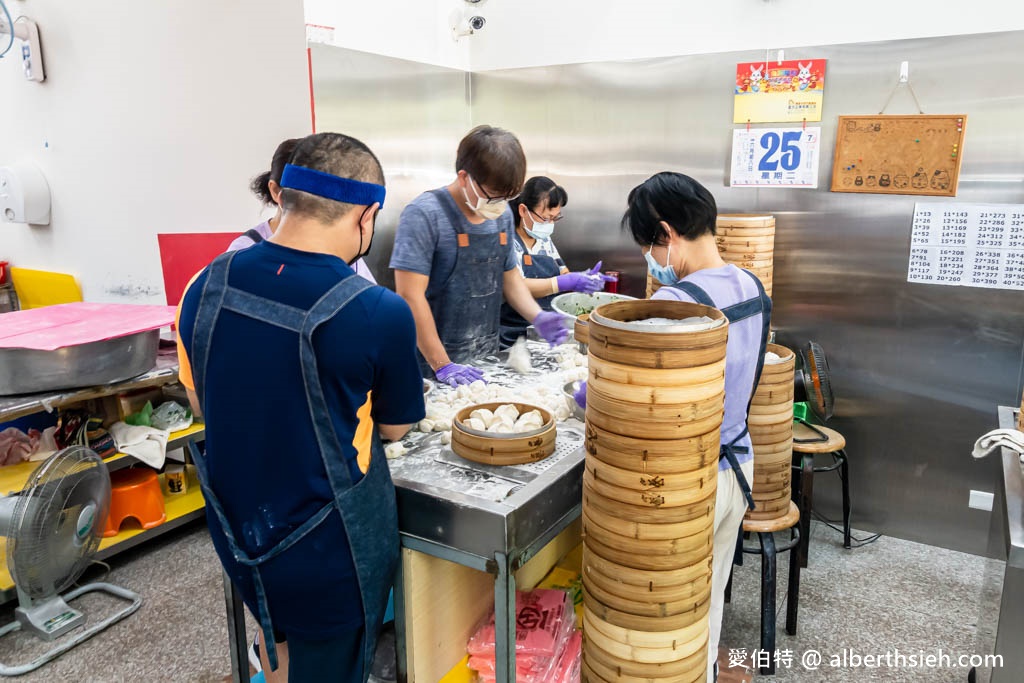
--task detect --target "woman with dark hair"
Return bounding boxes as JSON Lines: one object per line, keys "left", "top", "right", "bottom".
{"left": 575, "top": 172, "right": 771, "bottom": 683}
{"left": 228, "top": 138, "right": 377, "bottom": 283}
{"left": 499, "top": 175, "right": 613, "bottom": 347}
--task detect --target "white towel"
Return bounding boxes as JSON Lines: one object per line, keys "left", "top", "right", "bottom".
{"left": 109, "top": 422, "right": 170, "bottom": 469}
{"left": 971, "top": 428, "right": 1024, "bottom": 464}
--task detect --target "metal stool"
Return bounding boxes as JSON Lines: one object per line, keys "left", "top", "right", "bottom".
{"left": 725, "top": 501, "right": 802, "bottom": 676}
{"left": 791, "top": 421, "right": 850, "bottom": 568}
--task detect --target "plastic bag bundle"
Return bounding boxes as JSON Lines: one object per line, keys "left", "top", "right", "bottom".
{"left": 150, "top": 401, "right": 193, "bottom": 432}
{"left": 467, "top": 589, "right": 576, "bottom": 683}
{"left": 551, "top": 629, "right": 582, "bottom": 683}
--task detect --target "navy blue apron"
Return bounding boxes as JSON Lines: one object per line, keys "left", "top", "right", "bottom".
{"left": 187, "top": 251, "right": 399, "bottom": 677}
{"left": 499, "top": 230, "right": 561, "bottom": 348}
{"left": 672, "top": 269, "right": 772, "bottom": 511}
{"left": 419, "top": 188, "right": 506, "bottom": 376}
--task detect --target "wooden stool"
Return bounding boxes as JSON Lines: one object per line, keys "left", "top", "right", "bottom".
{"left": 725, "top": 501, "right": 802, "bottom": 676}
{"left": 103, "top": 468, "right": 167, "bottom": 537}
{"left": 791, "top": 421, "right": 850, "bottom": 567}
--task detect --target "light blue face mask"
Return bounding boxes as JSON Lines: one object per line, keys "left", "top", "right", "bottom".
{"left": 524, "top": 210, "right": 555, "bottom": 240}
{"left": 645, "top": 242, "right": 678, "bottom": 285}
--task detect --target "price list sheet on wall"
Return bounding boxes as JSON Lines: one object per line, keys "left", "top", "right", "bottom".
{"left": 908, "top": 202, "right": 1024, "bottom": 290}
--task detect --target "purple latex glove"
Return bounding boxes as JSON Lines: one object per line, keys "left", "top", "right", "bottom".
{"left": 556, "top": 261, "right": 618, "bottom": 294}
{"left": 532, "top": 310, "right": 570, "bottom": 346}
{"left": 435, "top": 362, "right": 485, "bottom": 387}
{"left": 573, "top": 380, "right": 587, "bottom": 409}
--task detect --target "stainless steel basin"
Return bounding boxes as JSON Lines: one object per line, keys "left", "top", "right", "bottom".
{"left": 0, "top": 330, "right": 160, "bottom": 396}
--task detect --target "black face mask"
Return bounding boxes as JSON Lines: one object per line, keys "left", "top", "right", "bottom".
{"left": 349, "top": 206, "right": 377, "bottom": 266}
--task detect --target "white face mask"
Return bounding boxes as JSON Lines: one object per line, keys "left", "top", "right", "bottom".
{"left": 524, "top": 209, "right": 555, "bottom": 240}
{"left": 464, "top": 176, "right": 508, "bottom": 220}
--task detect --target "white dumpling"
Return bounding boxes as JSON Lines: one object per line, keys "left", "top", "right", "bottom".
{"left": 418, "top": 419, "right": 435, "bottom": 433}
{"left": 384, "top": 442, "right": 407, "bottom": 459}
{"left": 469, "top": 379, "right": 487, "bottom": 396}
{"left": 513, "top": 412, "right": 543, "bottom": 433}
{"left": 456, "top": 384, "right": 472, "bottom": 400}
{"left": 469, "top": 408, "right": 495, "bottom": 428}
{"left": 441, "top": 431, "right": 452, "bottom": 445}
{"left": 488, "top": 423, "right": 513, "bottom": 434}
{"left": 554, "top": 403, "right": 570, "bottom": 421}
{"left": 466, "top": 417, "right": 486, "bottom": 431}
{"left": 493, "top": 404, "right": 520, "bottom": 423}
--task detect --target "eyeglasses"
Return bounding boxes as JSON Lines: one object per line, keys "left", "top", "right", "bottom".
{"left": 470, "top": 176, "right": 520, "bottom": 205}
{"left": 529, "top": 207, "right": 564, "bottom": 223}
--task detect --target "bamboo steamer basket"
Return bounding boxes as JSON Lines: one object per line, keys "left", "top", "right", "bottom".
{"left": 584, "top": 479, "right": 716, "bottom": 525}
{"left": 583, "top": 558, "right": 711, "bottom": 606}
{"left": 583, "top": 621, "right": 709, "bottom": 677}
{"left": 582, "top": 509, "right": 714, "bottom": 559}
{"left": 590, "top": 354, "right": 726, "bottom": 389}
{"left": 585, "top": 423, "right": 720, "bottom": 472}
{"left": 583, "top": 529, "right": 713, "bottom": 572}
{"left": 587, "top": 300, "right": 728, "bottom": 369}
{"left": 583, "top": 603, "right": 708, "bottom": 656}
{"left": 583, "top": 466, "right": 717, "bottom": 511}
{"left": 575, "top": 314, "right": 591, "bottom": 345}
{"left": 583, "top": 544, "right": 713, "bottom": 590}
{"left": 584, "top": 497, "right": 714, "bottom": 542}
{"left": 586, "top": 393, "right": 724, "bottom": 440}
{"left": 584, "top": 589, "right": 711, "bottom": 632}
{"left": 645, "top": 271, "right": 664, "bottom": 298}
{"left": 585, "top": 455, "right": 719, "bottom": 495}
{"left": 582, "top": 568, "right": 712, "bottom": 619}
{"left": 582, "top": 648, "right": 706, "bottom": 683}
{"left": 715, "top": 214, "right": 775, "bottom": 296}
{"left": 716, "top": 213, "right": 775, "bottom": 229}
{"left": 745, "top": 344, "right": 795, "bottom": 520}
{"left": 450, "top": 402, "right": 555, "bottom": 465}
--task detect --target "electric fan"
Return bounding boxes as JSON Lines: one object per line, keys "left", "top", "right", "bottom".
{"left": 793, "top": 340, "right": 835, "bottom": 442}
{"left": 0, "top": 446, "right": 141, "bottom": 676}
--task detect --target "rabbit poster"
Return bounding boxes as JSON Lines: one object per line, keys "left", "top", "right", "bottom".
{"left": 734, "top": 59, "right": 827, "bottom": 123}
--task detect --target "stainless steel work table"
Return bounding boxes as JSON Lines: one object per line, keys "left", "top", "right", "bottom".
{"left": 993, "top": 405, "right": 1023, "bottom": 683}
{"left": 389, "top": 419, "right": 585, "bottom": 683}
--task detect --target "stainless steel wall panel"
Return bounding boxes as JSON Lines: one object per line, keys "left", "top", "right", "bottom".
{"left": 470, "top": 32, "right": 1024, "bottom": 556}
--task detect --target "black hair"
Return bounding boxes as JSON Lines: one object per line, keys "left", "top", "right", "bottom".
{"left": 455, "top": 125, "right": 527, "bottom": 199}
{"left": 621, "top": 172, "right": 717, "bottom": 246}
{"left": 509, "top": 176, "right": 568, "bottom": 228}
{"left": 249, "top": 138, "right": 301, "bottom": 206}
{"left": 279, "top": 132, "right": 385, "bottom": 223}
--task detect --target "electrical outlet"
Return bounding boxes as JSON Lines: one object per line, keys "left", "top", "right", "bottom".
{"left": 969, "top": 490, "right": 994, "bottom": 511}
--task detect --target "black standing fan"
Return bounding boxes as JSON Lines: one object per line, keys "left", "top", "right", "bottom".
{"left": 793, "top": 341, "right": 835, "bottom": 442}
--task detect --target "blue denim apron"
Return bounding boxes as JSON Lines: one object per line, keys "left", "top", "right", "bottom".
{"left": 499, "top": 231, "right": 561, "bottom": 348}
{"left": 672, "top": 269, "right": 772, "bottom": 511}
{"left": 419, "top": 188, "right": 506, "bottom": 376}
{"left": 188, "top": 251, "right": 400, "bottom": 676}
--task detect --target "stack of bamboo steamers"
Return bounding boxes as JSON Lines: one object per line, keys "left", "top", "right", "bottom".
{"left": 581, "top": 300, "right": 728, "bottom": 683}
{"left": 715, "top": 214, "right": 775, "bottom": 297}
{"left": 746, "top": 344, "right": 796, "bottom": 521}
{"left": 646, "top": 213, "right": 776, "bottom": 298}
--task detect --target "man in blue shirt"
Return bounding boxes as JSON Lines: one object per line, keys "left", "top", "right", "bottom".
{"left": 390, "top": 126, "right": 569, "bottom": 387}
{"left": 177, "top": 133, "right": 424, "bottom": 682}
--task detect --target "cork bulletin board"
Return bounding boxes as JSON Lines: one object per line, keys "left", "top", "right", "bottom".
{"left": 831, "top": 115, "right": 967, "bottom": 197}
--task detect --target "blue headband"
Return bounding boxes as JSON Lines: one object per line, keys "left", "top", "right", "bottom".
{"left": 280, "top": 164, "right": 386, "bottom": 209}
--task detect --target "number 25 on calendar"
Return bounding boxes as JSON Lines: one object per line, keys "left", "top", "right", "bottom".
{"left": 731, "top": 127, "right": 820, "bottom": 188}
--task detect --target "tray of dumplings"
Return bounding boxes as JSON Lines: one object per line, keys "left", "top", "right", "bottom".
{"left": 450, "top": 402, "right": 556, "bottom": 467}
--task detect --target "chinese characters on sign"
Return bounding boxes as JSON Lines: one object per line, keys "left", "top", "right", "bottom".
{"left": 731, "top": 127, "right": 821, "bottom": 188}
{"left": 908, "top": 203, "right": 1024, "bottom": 290}
{"left": 734, "top": 59, "right": 827, "bottom": 123}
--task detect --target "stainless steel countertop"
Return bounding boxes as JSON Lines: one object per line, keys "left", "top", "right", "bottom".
{"left": 387, "top": 341, "right": 587, "bottom": 564}
{"left": 997, "top": 405, "right": 1024, "bottom": 569}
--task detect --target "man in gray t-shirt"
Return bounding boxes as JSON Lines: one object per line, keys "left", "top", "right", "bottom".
{"left": 390, "top": 126, "right": 568, "bottom": 386}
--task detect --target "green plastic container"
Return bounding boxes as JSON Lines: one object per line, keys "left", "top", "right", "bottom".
{"left": 793, "top": 401, "right": 809, "bottom": 422}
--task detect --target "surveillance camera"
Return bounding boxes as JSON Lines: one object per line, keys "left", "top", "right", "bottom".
{"left": 468, "top": 15, "right": 486, "bottom": 30}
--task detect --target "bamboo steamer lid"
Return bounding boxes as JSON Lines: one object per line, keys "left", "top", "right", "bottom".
{"left": 748, "top": 435, "right": 794, "bottom": 453}
{"left": 584, "top": 479, "right": 716, "bottom": 525}
{"left": 450, "top": 402, "right": 555, "bottom": 465}
{"left": 587, "top": 300, "right": 728, "bottom": 369}
{"left": 584, "top": 589, "right": 711, "bottom": 632}
{"left": 588, "top": 372, "right": 725, "bottom": 406}
{"left": 582, "top": 543, "right": 713, "bottom": 590}
{"left": 585, "top": 424, "right": 720, "bottom": 472}
{"left": 583, "top": 611, "right": 709, "bottom": 667}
